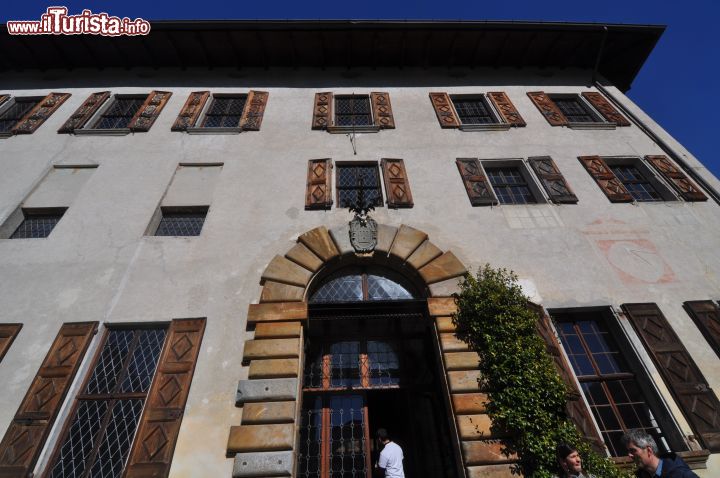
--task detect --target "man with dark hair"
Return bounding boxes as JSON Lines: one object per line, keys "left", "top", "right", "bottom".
{"left": 621, "top": 429, "right": 698, "bottom": 478}
{"left": 375, "top": 428, "right": 405, "bottom": 478}
{"left": 555, "top": 443, "right": 595, "bottom": 478}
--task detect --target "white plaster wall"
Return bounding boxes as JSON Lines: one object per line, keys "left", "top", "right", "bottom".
{"left": 0, "top": 67, "right": 718, "bottom": 476}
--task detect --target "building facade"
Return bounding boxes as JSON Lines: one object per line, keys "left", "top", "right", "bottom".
{"left": 0, "top": 21, "right": 719, "bottom": 478}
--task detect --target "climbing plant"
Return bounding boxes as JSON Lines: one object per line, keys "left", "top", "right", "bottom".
{"left": 452, "top": 265, "right": 629, "bottom": 478}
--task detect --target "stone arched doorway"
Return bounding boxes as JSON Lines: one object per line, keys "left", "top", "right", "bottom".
{"left": 227, "top": 224, "right": 513, "bottom": 478}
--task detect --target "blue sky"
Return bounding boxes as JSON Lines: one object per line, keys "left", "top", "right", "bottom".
{"left": 3, "top": 1, "right": 719, "bottom": 178}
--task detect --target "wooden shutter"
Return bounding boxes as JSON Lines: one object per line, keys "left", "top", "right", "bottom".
{"left": 0, "top": 95, "right": 9, "bottom": 109}
{"left": 622, "top": 303, "right": 720, "bottom": 452}
{"left": 581, "top": 92, "right": 631, "bottom": 126}
{"left": 527, "top": 91, "right": 568, "bottom": 126}
{"left": 305, "top": 159, "right": 333, "bottom": 210}
{"left": 487, "top": 92, "right": 526, "bottom": 126}
{"left": 530, "top": 303, "right": 605, "bottom": 453}
{"left": 128, "top": 90, "right": 172, "bottom": 132}
{"left": 645, "top": 155, "right": 708, "bottom": 202}
{"left": 11, "top": 92, "right": 71, "bottom": 134}
{"left": 124, "top": 318, "right": 206, "bottom": 478}
{"left": 171, "top": 91, "right": 210, "bottom": 131}
{"left": 0, "top": 324, "right": 22, "bottom": 362}
{"left": 312, "top": 92, "right": 333, "bottom": 130}
{"left": 370, "top": 92, "right": 395, "bottom": 129}
{"left": 684, "top": 301, "right": 720, "bottom": 359}
{"left": 0, "top": 322, "right": 97, "bottom": 477}
{"left": 528, "top": 156, "right": 578, "bottom": 204}
{"left": 429, "top": 92, "right": 460, "bottom": 128}
{"left": 456, "top": 158, "right": 497, "bottom": 206}
{"left": 58, "top": 91, "right": 110, "bottom": 133}
{"left": 578, "top": 155, "right": 632, "bottom": 202}
{"left": 240, "top": 90, "right": 269, "bottom": 131}
{"left": 381, "top": 158, "right": 413, "bottom": 208}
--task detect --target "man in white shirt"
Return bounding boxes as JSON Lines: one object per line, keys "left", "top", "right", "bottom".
{"left": 376, "top": 428, "right": 405, "bottom": 478}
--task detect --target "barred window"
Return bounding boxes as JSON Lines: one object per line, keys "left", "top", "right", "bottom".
{"left": 610, "top": 165, "right": 662, "bottom": 202}
{"left": 552, "top": 96, "right": 598, "bottom": 123}
{"left": 336, "top": 164, "right": 383, "bottom": 208}
{"left": 335, "top": 95, "right": 372, "bottom": 127}
{"left": 452, "top": 97, "right": 497, "bottom": 124}
{"left": 485, "top": 166, "right": 537, "bottom": 204}
{"left": 201, "top": 95, "right": 247, "bottom": 128}
{"left": 0, "top": 97, "right": 41, "bottom": 132}
{"left": 93, "top": 97, "right": 145, "bottom": 129}
{"left": 10, "top": 208, "right": 66, "bottom": 239}
{"left": 154, "top": 206, "right": 208, "bottom": 237}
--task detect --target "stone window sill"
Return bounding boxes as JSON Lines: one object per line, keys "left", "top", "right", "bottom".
{"left": 0, "top": 131, "right": 12, "bottom": 139}
{"left": 73, "top": 128, "right": 132, "bottom": 136}
{"left": 459, "top": 123, "right": 512, "bottom": 132}
{"left": 327, "top": 125, "right": 380, "bottom": 134}
{"left": 567, "top": 122, "right": 616, "bottom": 130}
{"left": 186, "top": 127, "right": 242, "bottom": 135}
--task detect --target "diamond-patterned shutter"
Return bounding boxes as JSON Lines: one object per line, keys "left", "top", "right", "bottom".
{"left": 0, "top": 322, "right": 97, "bottom": 476}
{"left": 380, "top": 158, "right": 413, "bottom": 208}
{"left": 11, "top": 92, "right": 70, "bottom": 134}
{"left": 527, "top": 91, "right": 568, "bottom": 126}
{"left": 0, "top": 324, "right": 22, "bottom": 362}
{"left": 240, "top": 90, "right": 269, "bottom": 131}
{"left": 305, "top": 159, "right": 333, "bottom": 210}
{"left": 580, "top": 92, "right": 631, "bottom": 126}
{"left": 528, "top": 156, "right": 578, "bottom": 204}
{"left": 370, "top": 92, "right": 395, "bottom": 129}
{"left": 171, "top": 91, "right": 210, "bottom": 131}
{"left": 124, "top": 318, "right": 206, "bottom": 478}
{"left": 312, "top": 92, "right": 333, "bottom": 130}
{"left": 487, "top": 92, "right": 526, "bottom": 126}
{"left": 622, "top": 303, "right": 720, "bottom": 452}
{"left": 127, "top": 90, "right": 172, "bottom": 132}
{"left": 455, "top": 158, "right": 497, "bottom": 206}
{"left": 645, "top": 155, "right": 708, "bottom": 202}
{"left": 684, "top": 301, "right": 720, "bottom": 359}
{"left": 429, "top": 92, "right": 460, "bottom": 128}
{"left": 58, "top": 91, "right": 111, "bottom": 133}
{"left": 530, "top": 303, "right": 605, "bottom": 453}
{"left": 578, "top": 155, "right": 632, "bottom": 202}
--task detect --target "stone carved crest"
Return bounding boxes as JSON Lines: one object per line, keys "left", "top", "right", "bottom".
{"left": 349, "top": 216, "right": 377, "bottom": 253}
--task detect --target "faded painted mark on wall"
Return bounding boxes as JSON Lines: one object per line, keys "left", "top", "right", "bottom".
{"left": 596, "top": 239, "right": 674, "bottom": 284}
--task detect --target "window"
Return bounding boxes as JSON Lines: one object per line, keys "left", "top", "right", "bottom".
{"left": 0, "top": 97, "right": 41, "bottom": 132}
{"left": 553, "top": 310, "right": 687, "bottom": 457}
{"left": 485, "top": 166, "right": 537, "bottom": 204}
{"left": 10, "top": 208, "right": 66, "bottom": 238}
{"left": 154, "top": 206, "right": 208, "bottom": 236}
{"left": 336, "top": 163, "right": 384, "bottom": 208}
{"left": 452, "top": 97, "right": 497, "bottom": 124}
{"left": 201, "top": 95, "right": 247, "bottom": 127}
{"left": 335, "top": 95, "right": 373, "bottom": 127}
{"left": 429, "top": 92, "right": 526, "bottom": 129}
{"left": 46, "top": 327, "right": 167, "bottom": 478}
{"left": 312, "top": 92, "right": 395, "bottom": 131}
{"left": 171, "top": 91, "right": 268, "bottom": 132}
{"left": 579, "top": 156, "right": 678, "bottom": 203}
{"left": 552, "top": 96, "right": 599, "bottom": 123}
{"left": 527, "top": 91, "right": 631, "bottom": 127}
{"left": 609, "top": 165, "right": 662, "bottom": 202}
{"left": 93, "top": 96, "right": 145, "bottom": 129}
{"left": 310, "top": 268, "right": 417, "bottom": 303}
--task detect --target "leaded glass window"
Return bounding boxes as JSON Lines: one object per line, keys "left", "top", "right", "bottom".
{"left": 485, "top": 166, "right": 536, "bottom": 204}
{"left": 93, "top": 97, "right": 145, "bottom": 129}
{"left": 10, "top": 208, "right": 66, "bottom": 239}
{"left": 154, "top": 207, "right": 208, "bottom": 236}
{"left": 335, "top": 96, "right": 372, "bottom": 127}
{"left": 201, "top": 95, "right": 247, "bottom": 128}
{"left": 553, "top": 96, "right": 598, "bottom": 123}
{"left": 310, "top": 269, "right": 416, "bottom": 304}
{"left": 452, "top": 97, "right": 497, "bottom": 124}
{"left": 0, "top": 97, "right": 40, "bottom": 132}
{"left": 610, "top": 165, "right": 662, "bottom": 202}
{"left": 47, "top": 327, "right": 167, "bottom": 478}
{"left": 336, "top": 164, "right": 383, "bottom": 209}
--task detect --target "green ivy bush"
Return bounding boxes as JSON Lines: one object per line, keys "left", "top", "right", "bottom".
{"left": 452, "top": 265, "right": 629, "bottom": 478}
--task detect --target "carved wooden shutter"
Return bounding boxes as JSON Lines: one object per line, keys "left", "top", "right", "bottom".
{"left": 240, "top": 90, "right": 269, "bottom": 131}
{"left": 527, "top": 91, "right": 568, "bottom": 126}
{"left": 530, "top": 303, "right": 605, "bottom": 452}
{"left": 12, "top": 93, "right": 71, "bottom": 134}
{"left": 370, "top": 92, "right": 395, "bottom": 129}
{"left": 429, "top": 92, "right": 460, "bottom": 128}
{"left": 528, "top": 156, "right": 578, "bottom": 204}
{"left": 171, "top": 91, "right": 210, "bottom": 131}
{"left": 581, "top": 92, "right": 631, "bottom": 126}
{"left": 0, "top": 324, "right": 22, "bottom": 362}
{"left": 645, "top": 155, "right": 708, "bottom": 202}
{"left": 684, "top": 301, "right": 720, "bottom": 359}
{"left": 58, "top": 91, "right": 111, "bottom": 133}
{"left": 127, "top": 90, "right": 172, "bottom": 132}
{"left": 622, "top": 303, "right": 720, "bottom": 452}
{"left": 312, "top": 92, "right": 333, "bottom": 130}
{"left": 456, "top": 158, "right": 497, "bottom": 206}
{"left": 487, "top": 92, "right": 526, "bottom": 126}
{"left": 381, "top": 158, "right": 413, "bottom": 208}
{"left": 305, "top": 159, "right": 333, "bottom": 210}
{"left": 0, "top": 322, "right": 97, "bottom": 477}
{"left": 124, "top": 318, "right": 206, "bottom": 478}
{"left": 578, "top": 155, "right": 632, "bottom": 202}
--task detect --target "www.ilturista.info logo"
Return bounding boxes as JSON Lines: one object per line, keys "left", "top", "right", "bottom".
{"left": 7, "top": 7, "right": 151, "bottom": 36}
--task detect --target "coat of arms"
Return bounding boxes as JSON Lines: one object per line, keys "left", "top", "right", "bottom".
{"left": 347, "top": 182, "right": 378, "bottom": 253}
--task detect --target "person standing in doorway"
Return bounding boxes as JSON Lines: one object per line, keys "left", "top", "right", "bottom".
{"left": 375, "top": 428, "right": 405, "bottom": 478}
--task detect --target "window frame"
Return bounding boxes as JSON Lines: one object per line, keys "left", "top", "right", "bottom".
{"left": 328, "top": 94, "right": 379, "bottom": 133}
{"left": 6, "top": 207, "right": 68, "bottom": 239}
{"left": 74, "top": 93, "right": 146, "bottom": 135}
{"left": 334, "top": 161, "right": 385, "bottom": 209}
{"left": 0, "top": 96, "right": 44, "bottom": 136}
{"left": 449, "top": 94, "right": 510, "bottom": 131}
{"left": 148, "top": 205, "right": 210, "bottom": 237}
{"left": 548, "top": 93, "right": 615, "bottom": 129}
{"left": 186, "top": 93, "right": 249, "bottom": 134}
{"left": 603, "top": 157, "right": 677, "bottom": 202}
{"left": 479, "top": 159, "right": 547, "bottom": 205}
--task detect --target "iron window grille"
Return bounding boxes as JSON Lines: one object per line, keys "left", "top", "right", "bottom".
{"left": 336, "top": 164, "right": 383, "bottom": 209}
{"left": 154, "top": 206, "right": 209, "bottom": 237}
{"left": 610, "top": 164, "right": 663, "bottom": 202}
{"left": 46, "top": 326, "right": 168, "bottom": 478}
{"left": 92, "top": 96, "right": 145, "bottom": 129}
{"left": 485, "top": 166, "right": 537, "bottom": 204}
{"left": 551, "top": 95, "right": 600, "bottom": 123}
{"left": 200, "top": 95, "right": 247, "bottom": 128}
{"left": 0, "top": 97, "right": 41, "bottom": 132}
{"left": 335, "top": 95, "right": 373, "bottom": 127}
{"left": 10, "top": 208, "right": 67, "bottom": 239}
{"left": 452, "top": 97, "right": 498, "bottom": 125}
